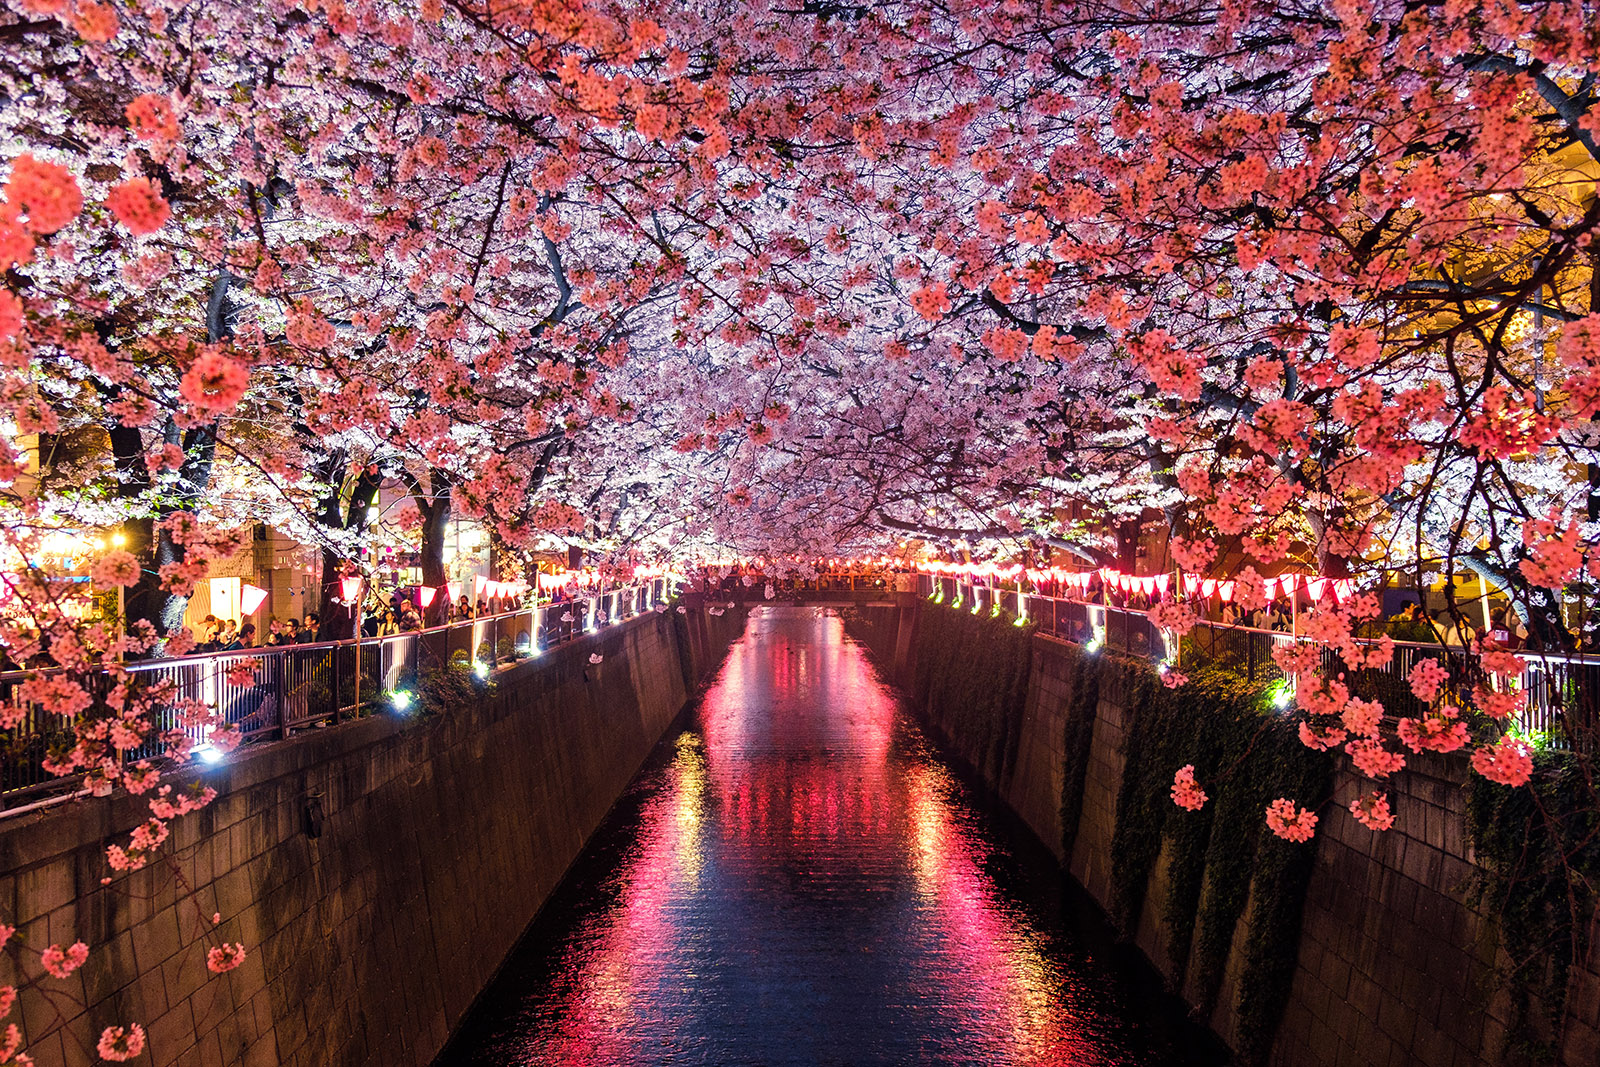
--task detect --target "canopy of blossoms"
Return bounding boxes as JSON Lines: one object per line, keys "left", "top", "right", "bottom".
{"left": 2, "top": 0, "right": 1599, "bottom": 1059}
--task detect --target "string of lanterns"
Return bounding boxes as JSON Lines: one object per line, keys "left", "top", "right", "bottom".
{"left": 915, "top": 562, "right": 1359, "bottom": 603}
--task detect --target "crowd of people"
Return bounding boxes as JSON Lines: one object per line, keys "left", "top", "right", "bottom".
{"left": 357, "top": 590, "right": 524, "bottom": 636}
{"left": 192, "top": 586, "right": 540, "bottom": 650}
{"left": 193, "top": 613, "right": 323, "bottom": 652}
{"left": 1382, "top": 600, "right": 1600, "bottom": 653}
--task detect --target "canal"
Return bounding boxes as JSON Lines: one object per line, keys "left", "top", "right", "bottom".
{"left": 440, "top": 606, "right": 1227, "bottom": 1066}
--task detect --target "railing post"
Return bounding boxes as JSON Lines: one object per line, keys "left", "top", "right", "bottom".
{"left": 275, "top": 653, "right": 289, "bottom": 740}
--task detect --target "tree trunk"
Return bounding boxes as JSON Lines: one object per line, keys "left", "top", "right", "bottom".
{"left": 314, "top": 461, "right": 381, "bottom": 640}
{"left": 106, "top": 413, "right": 214, "bottom": 637}
{"left": 418, "top": 472, "right": 452, "bottom": 626}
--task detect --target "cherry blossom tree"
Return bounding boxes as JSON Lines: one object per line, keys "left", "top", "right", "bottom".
{"left": 5, "top": 0, "right": 1600, "bottom": 1059}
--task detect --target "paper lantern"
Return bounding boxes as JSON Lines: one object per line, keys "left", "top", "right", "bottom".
{"left": 1307, "top": 578, "right": 1331, "bottom": 601}
{"left": 1262, "top": 576, "right": 1279, "bottom": 599}
{"left": 240, "top": 584, "right": 269, "bottom": 615}
{"left": 1183, "top": 574, "right": 1200, "bottom": 597}
{"left": 1217, "top": 580, "right": 1236, "bottom": 602}
{"left": 1201, "top": 579, "right": 1217, "bottom": 598}
{"left": 1333, "top": 579, "right": 1355, "bottom": 601}
{"left": 1154, "top": 574, "right": 1170, "bottom": 595}
{"left": 474, "top": 574, "right": 489, "bottom": 599}
{"left": 1139, "top": 576, "right": 1156, "bottom": 596}
{"left": 340, "top": 575, "right": 363, "bottom": 602}
{"left": 418, "top": 586, "right": 437, "bottom": 608}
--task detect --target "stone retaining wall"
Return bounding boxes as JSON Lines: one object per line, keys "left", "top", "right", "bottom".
{"left": 868, "top": 599, "right": 1600, "bottom": 1067}
{"left": 0, "top": 606, "right": 748, "bottom": 1067}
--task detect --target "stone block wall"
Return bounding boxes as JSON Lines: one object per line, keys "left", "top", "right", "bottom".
{"left": 0, "top": 606, "right": 748, "bottom": 1067}
{"left": 873, "top": 601, "right": 1600, "bottom": 1067}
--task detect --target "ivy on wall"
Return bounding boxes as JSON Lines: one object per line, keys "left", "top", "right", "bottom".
{"left": 1056, "top": 643, "right": 1101, "bottom": 860}
{"left": 1467, "top": 750, "right": 1599, "bottom": 1060}
{"left": 902, "top": 600, "right": 1035, "bottom": 783}
{"left": 1098, "top": 660, "right": 1328, "bottom": 1067}
{"left": 840, "top": 605, "right": 900, "bottom": 666}
{"left": 872, "top": 604, "right": 1329, "bottom": 1067}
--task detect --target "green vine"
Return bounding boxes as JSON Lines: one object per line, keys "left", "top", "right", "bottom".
{"left": 1057, "top": 641, "right": 1102, "bottom": 859}
{"left": 1466, "top": 750, "right": 1600, "bottom": 1060}
{"left": 903, "top": 599, "right": 1035, "bottom": 782}
{"left": 1106, "top": 659, "right": 1329, "bottom": 1066}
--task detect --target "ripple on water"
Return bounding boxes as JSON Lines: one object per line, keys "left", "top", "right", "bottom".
{"left": 441, "top": 606, "right": 1228, "bottom": 1067}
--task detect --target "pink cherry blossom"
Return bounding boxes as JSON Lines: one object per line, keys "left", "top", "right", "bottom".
{"left": 1349, "top": 791, "right": 1396, "bottom": 832}
{"left": 177, "top": 352, "right": 249, "bottom": 414}
{"left": 40, "top": 941, "right": 89, "bottom": 978}
{"left": 90, "top": 550, "right": 141, "bottom": 590}
{"left": 1170, "top": 765, "right": 1208, "bottom": 810}
{"left": 1396, "top": 707, "right": 1471, "bottom": 754}
{"left": 1470, "top": 736, "right": 1534, "bottom": 788}
{"left": 1265, "top": 799, "right": 1319, "bottom": 843}
{"left": 1407, "top": 660, "right": 1450, "bottom": 704}
{"left": 96, "top": 1024, "right": 146, "bottom": 1062}
{"left": 1345, "top": 738, "right": 1405, "bottom": 779}
{"left": 206, "top": 943, "right": 247, "bottom": 974}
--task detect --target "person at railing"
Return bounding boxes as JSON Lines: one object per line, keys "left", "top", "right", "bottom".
{"left": 1429, "top": 609, "right": 1474, "bottom": 647}
{"left": 475, "top": 595, "right": 489, "bottom": 617}
{"left": 223, "top": 623, "right": 256, "bottom": 650}
{"left": 366, "top": 606, "right": 399, "bottom": 637}
{"left": 399, "top": 604, "right": 423, "bottom": 631}
{"left": 269, "top": 618, "right": 300, "bottom": 646}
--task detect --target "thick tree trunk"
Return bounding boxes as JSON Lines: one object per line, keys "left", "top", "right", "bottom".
{"left": 314, "top": 462, "right": 381, "bottom": 640}
{"left": 418, "top": 473, "right": 452, "bottom": 626}
{"left": 107, "top": 414, "right": 214, "bottom": 637}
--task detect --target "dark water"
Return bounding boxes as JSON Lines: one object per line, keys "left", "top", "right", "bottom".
{"left": 440, "top": 606, "right": 1228, "bottom": 1067}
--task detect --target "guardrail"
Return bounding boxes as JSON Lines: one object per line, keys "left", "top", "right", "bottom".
{"left": 686, "top": 574, "right": 903, "bottom": 600}
{"left": 921, "top": 575, "right": 1600, "bottom": 746}
{"left": 0, "top": 579, "right": 674, "bottom": 808}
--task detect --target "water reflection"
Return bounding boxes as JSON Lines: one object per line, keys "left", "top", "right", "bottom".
{"left": 444, "top": 607, "right": 1223, "bottom": 1066}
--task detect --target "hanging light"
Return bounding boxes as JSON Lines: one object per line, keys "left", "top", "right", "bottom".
{"left": 418, "top": 586, "right": 437, "bottom": 608}
{"left": 240, "top": 584, "right": 269, "bottom": 615}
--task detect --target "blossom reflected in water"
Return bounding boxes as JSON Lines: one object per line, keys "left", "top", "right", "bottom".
{"left": 451, "top": 607, "right": 1222, "bottom": 1067}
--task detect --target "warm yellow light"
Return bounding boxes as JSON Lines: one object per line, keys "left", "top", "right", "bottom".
{"left": 111, "top": 532, "right": 127, "bottom": 547}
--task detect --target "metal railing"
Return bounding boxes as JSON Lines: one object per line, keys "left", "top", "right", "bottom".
{"left": 0, "top": 579, "right": 673, "bottom": 807}
{"left": 922, "top": 575, "right": 1600, "bottom": 746}
{"left": 686, "top": 574, "right": 901, "bottom": 600}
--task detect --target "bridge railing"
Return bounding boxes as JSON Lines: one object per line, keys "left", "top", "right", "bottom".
{"left": 0, "top": 579, "right": 672, "bottom": 807}
{"left": 921, "top": 575, "right": 1600, "bottom": 745}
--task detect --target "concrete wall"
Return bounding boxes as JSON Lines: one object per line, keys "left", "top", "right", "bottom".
{"left": 867, "top": 600, "right": 1600, "bottom": 1067}
{"left": 0, "top": 606, "right": 748, "bottom": 1067}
